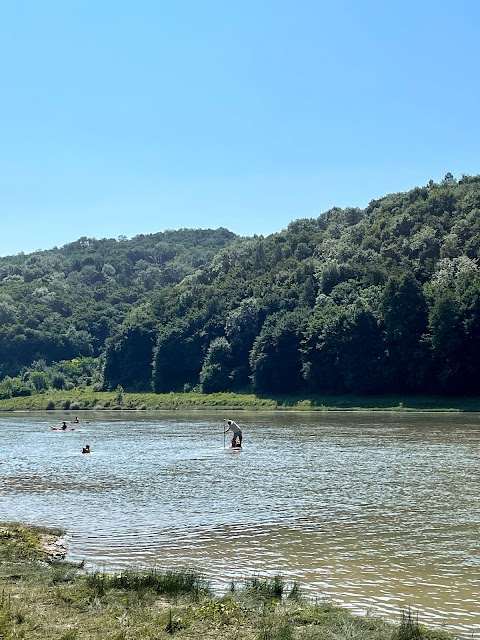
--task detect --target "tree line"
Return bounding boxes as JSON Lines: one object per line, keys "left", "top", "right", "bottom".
{"left": 1, "top": 173, "right": 480, "bottom": 398}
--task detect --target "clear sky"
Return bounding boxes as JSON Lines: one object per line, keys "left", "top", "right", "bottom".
{"left": 1, "top": 0, "right": 479, "bottom": 257}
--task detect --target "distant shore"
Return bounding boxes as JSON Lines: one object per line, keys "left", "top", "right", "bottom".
{"left": 1, "top": 389, "right": 480, "bottom": 413}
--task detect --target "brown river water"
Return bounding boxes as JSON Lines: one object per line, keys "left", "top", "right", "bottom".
{"left": 1, "top": 411, "right": 479, "bottom": 637}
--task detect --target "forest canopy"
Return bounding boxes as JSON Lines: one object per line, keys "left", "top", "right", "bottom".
{"left": 1, "top": 174, "right": 480, "bottom": 398}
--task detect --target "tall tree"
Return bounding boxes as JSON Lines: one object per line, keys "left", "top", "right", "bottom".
{"left": 379, "top": 273, "right": 429, "bottom": 392}
{"left": 429, "top": 292, "right": 463, "bottom": 392}
{"left": 199, "top": 337, "right": 232, "bottom": 393}
{"left": 250, "top": 310, "right": 308, "bottom": 394}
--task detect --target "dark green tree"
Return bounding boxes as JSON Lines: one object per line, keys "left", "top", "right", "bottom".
{"left": 379, "top": 273, "right": 429, "bottom": 392}
{"left": 429, "top": 292, "right": 463, "bottom": 392}
{"left": 199, "top": 337, "right": 232, "bottom": 392}
{"left": 250, "top": 310, "right": 308, "bottom": 393}
{"left": 152, "top": 326, "right": 205, "bottom": 392}
{"left": 103, "top": 325, "right": 156, "bottom": 391}
{"left": 300, "top": 304, "right": 384, "bottom": 394}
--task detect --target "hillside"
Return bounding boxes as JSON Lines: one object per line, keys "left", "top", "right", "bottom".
{"left": 1, "top": 173, "right": 480, "bottom": 398}
{"left": 0, "top": 228, "right": 238, "bottom": 390}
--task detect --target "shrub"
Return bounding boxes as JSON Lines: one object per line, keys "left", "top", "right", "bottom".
{"left": 51, "top": 374, "right": 66, "bottom": 390}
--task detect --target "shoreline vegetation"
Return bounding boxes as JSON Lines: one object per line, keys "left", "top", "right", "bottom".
{"left": 1, "top": 389, "right": 480, "bottom": 413}
{"left": 0, "top": 523, "right": 455, "bottom": 640}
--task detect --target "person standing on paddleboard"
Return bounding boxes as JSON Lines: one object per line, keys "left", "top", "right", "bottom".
{"left": 224, "top": 419, "right": 242, "bottom": 448}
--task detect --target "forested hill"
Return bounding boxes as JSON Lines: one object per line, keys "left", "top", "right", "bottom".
{"left": 0, "top": 228, "right": 238, "bottom": 386}
{"left": 2, "top": 173, "right": 480, "bottom": 398}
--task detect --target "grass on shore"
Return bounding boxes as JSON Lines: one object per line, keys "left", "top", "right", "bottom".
{"left": 0, "top": 523, "right": 455, "bottom": 640}
{"left": 1, "top": 389, "right": 480, "bottom": 413}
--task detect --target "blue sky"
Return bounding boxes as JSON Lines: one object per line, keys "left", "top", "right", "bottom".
{"left": 1, "top": 0, "right": 479, "bottom": 257}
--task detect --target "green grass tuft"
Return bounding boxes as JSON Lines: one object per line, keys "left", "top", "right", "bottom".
{"left": 394, "top": 608, "right": 424, "bottom": 640}
{"left": 244, "top": 575, "right": 286, "bottom": 602}
{"left": 86, "top": 568, "right": 211, "bottom": 601}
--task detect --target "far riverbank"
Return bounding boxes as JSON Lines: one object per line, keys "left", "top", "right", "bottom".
{"left": 0, "top": 389, "right": 480, "bottom": 413}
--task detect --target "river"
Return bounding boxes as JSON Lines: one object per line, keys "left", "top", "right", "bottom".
{"left": 1, "top": 411, "right": 479, "bottom": 636}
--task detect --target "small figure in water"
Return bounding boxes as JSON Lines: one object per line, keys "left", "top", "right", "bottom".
{"left": 61, "top": 421, "right": 68, "bottom": 431}
{"left": 224, "top": 419, "right": 242, "bottom": 448}
{"left": 73, "top": 417, "right": 80, "bottom": 424}
{"left": 82, "top": 445, "right": 91, "bottom": 454}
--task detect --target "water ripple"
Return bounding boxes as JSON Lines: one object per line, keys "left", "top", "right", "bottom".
{"left": 1, "top": 411, "right": 479, "bottom": 637}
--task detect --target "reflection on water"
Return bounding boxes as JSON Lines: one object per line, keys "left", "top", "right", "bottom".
{"left": 1, "top": 411, "right": 479, "bottom": 636}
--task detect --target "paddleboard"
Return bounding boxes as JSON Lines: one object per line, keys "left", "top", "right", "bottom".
{"left": 227, "top": 446, "right": 242, "bottom": 451}
{"left": 51, "top": 426, "right": 76, "bottom": 431}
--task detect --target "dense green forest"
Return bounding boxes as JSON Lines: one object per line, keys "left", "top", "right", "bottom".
{"left": 1, "top": 173, "right": 480, "bottom": 399}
